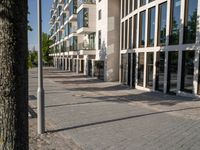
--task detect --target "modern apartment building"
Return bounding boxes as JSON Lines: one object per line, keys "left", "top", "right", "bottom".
{"left": 50, "top": 0, "right": 200, "bottom": 97}
{"left": 49, "top": 0, "right": 120, "bottom": 81}
{"left": 120, "top": 0, "right": 200, "bottom": 97}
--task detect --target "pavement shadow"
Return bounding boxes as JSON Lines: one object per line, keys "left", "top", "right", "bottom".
{"left": 47, "top": 106, "right": 200, "bottom": 133}
{"left": 84, "top": 91, "right": 200, "bottom": 106}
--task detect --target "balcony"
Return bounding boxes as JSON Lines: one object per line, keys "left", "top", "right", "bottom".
{"left": 78, "top": 42, "right": 95, "bottom": 50}
{"left": 78, "top": 0, "right": 96, "bottom": 8}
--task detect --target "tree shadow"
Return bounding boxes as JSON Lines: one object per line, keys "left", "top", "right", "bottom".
{"left": 47, "top": 106, "right": 200, "bottom": 133}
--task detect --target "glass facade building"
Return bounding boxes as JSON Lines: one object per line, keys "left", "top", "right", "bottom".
{"left": 120, "top": 0, "right": 200, "bottom": 97}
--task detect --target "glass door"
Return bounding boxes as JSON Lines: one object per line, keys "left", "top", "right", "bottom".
{"left": 167, "top": 51, "right": 178, "bottom": 94}
{"left": 156, "top": 52, "right": 165, "bottom": 91}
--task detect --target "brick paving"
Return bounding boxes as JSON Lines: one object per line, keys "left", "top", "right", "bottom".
{"left": 29, "top": 67, "right": 200, "bottom": 150}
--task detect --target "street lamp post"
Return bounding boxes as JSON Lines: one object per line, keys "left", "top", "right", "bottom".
{"left": 37, "top": 0, "right": 45, "bottom": 134}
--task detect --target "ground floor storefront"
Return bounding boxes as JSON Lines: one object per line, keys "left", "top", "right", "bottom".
{"left": 120, "top": 48, "right": 200, "bottom": 97}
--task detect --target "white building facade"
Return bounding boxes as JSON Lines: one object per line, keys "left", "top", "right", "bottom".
{"left": 120, "top": 0, "right": 200, "bottom": 97}
{"left": 49, "top": 0, "right": 121, "bottom": 81}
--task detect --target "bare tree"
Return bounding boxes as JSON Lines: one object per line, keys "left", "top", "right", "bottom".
{"left": 0, "top": 0, "right": 28, "bottom": 149}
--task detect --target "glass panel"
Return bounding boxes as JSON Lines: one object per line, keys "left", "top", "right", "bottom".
{"left": 134, "top": 0, "right": 138, "bottom": 10}
{"left": 169, "top": 0, "right": 181, "bottom": 45}
{"left": 125, "top": 19, "right": 128, "bottom": 49}
{"left": 147, "top": 7, "right": 155, "bottom": 47}
{"left": 133, "top": 14, "right": 137, "bottom": 48}
{"left": 146, "top": 52, "right": 154, "bottom": 88}
{"left": 129, "top": 17, "right": 133, "bottom": 49}
{"left": 77, "top": 8, "right": 88, "bottom": 29}
{"left": 140, "top": 0, "right": 146, "bottom": 6}
{"left": 183, "top": 0, "right": 198, "bottom": 44}
{"left": 181, "top": 51, "right": 194, "bottom": 93}
{"left": 158, "top": 2, "right": 167, "bottom": 46}
{"left": 168, "top": 51, "right": 178, "bottom": 94}
{"left": 139, "top": 11, "right": 146, "bottom": 47}
{"left": 121, "top": 54, "right": 128, "bottom": 84}
{"left": 138, "top": 52, "right": 144, "bottom": 86}
{"left": 121, "top": 22, "right": 124, "bottom": 50}
{"left": 156, "top": 52, "right": 165, "bottom": 91}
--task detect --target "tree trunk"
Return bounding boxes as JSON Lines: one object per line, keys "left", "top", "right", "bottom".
{"left": 0, "top": 0, "right": 28, "bottom": 149}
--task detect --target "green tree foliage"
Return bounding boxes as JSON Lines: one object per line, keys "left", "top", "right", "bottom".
{"left": 42, "top": 33, "right": 53, "bottom": 66}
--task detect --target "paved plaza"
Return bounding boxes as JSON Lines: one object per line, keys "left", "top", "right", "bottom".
{"left": 29, "top": 67, "right": 200, "bottom": 150}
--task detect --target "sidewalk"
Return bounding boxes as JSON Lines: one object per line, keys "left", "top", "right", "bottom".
{"left": 29, "top": 67, "right": 200, "bottom": 150}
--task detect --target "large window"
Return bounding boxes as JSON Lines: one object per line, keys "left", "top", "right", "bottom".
{"left": 134, "top": 0, "right": 138, "bottom": 10}
{"left": 133, "top": 14, "right": 137, "bottom": 48}
{"left": 129, "top": 0, "right": 133, "bottom": 13}
{"left": 121, "top": 22, "right": 124, "bottom": 50}
{"left": 77, "top": 8, "right": 89, "bottom": 29}
{"left": 69, "top": 0, "right": 77, "bottom": 16}
{"left": 146, "top": 52, "right": 154, "bottom": 88}
{"left": 98, "top": 30, "right": 101, "bottom": 49}
{"left": 125, "top": 19, "right": 128, "bottom": 49}
{"left": 181, "top": 51, "right": 195, "bottom": 93}
{"left": 139, "top": 11, "right": 146, "bottom": 47}
{"left": 138, "top": 52, "right": 144, "bottom": 86}
{"left": 156, "top": 52, "right": 165, "bottom": 91}
{"left": 126, "top": 0, "right": 129, "bottom": 16}
{"left": 158, "top": 2, "right": 167, "bottom": 46}
{"left": 183, "top": 0, "right": 198, "bottom": 44}
{"left": 169, "top": 0, "right": 181, "bottom": 45}
{"left": 140, "top": 0, "right": 146, "bottom": 6}
{"left": 69, "top": 36, "right": 77, "bottom": 51}
{"left": 167, "top": 51, "right": 178, "bottom": 94}
{"left": 147, "top": 7, "right": 155, "bottom": 47}
{"left": 129, "top": 17, "right": 133, "bottom": 49}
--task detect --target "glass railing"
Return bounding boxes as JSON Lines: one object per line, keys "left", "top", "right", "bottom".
{"left": 78, "top": 42, "right": 95, "bottom": 50}
{"left": 78, "top": 0, "right": 96, "bottom": 7}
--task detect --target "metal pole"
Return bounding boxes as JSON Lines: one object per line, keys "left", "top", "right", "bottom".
{"left": 37, "top": 0, "right": 45, "bottom": 134}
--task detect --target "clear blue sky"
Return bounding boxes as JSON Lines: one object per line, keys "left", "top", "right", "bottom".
{"left": 28, "top": 0, "right": 52, "bottom": 50}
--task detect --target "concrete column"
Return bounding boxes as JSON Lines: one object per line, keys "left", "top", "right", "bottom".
{"left": 154, "top": 4, "right": 158, "bottom": 46}
{"left": 76, "top": 56, "right": 80, "bottom": 74}
{"left": 143, "top": 52, "right": 147, "bottom": 88}
{"left": 153, "top": 51, "right": 157, "bottom": 91}
{"left": 194, "top": 50, "right": 199, "bottom": 95}
{"left": 165, "top": 0, "right": 171, "bottom": 46}
{"left": 177, "top": 50, "right": 182, "bottom": 94}
{"left": 84, "top": 55, "right": 88, "bottom": 75}
{"left": 194, "top": 0, "right": 200, "bottom": 95}
{"left": 179, "top": 0, "right": 185, "bottom": 45}
{"left": 135, "top": 52, "right": 139, "bottom": 86}
{"left": 164, "top": 51, "right": 168, "bottom": 94}
{"left": 130, "top": 53, "right": 133, "bottom": 88}
{"left": 144, "top": 8, "right": 148, "bottom": 48}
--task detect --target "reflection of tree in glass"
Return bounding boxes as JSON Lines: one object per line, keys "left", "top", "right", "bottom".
{"left": 170, "top": 19, "right": 179, "bottom": 44}
{"left": 184, "top": 10, "right": 197, "bottom": 43}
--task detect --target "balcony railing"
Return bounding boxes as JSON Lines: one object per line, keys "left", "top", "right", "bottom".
{"left": 78, "top": 42, "right": 95, "bottom": 50}
{"left": 78, "top": 0, "right": 96, "bottom": 7}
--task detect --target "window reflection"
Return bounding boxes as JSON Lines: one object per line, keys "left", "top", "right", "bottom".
{"left": 156, "top": 52, "right": 165, "bottom": 91}
{"left": 138, "top": 52, "right": 144, "bottom": 86}
{"left": 139, "top": 11, "right": 146, "bottom": 47}
{"left": 169, "top": 0, "right": 181, "bottom": 45}
{"left": 183, "top": 0, "right": 197, "bottom": 44}
{"left": 146, "top": 52, "right": 154, "bottom": 88}
{"left": 148, "top": 7, "right": 155, "bottom": 47}
{"left": 168, "top": 51, "right": 178, "bottom": 94}
{"left": 158, "top": 2, "right": 167, "bottom": 46}
{"left": 181, "top": 51, "right": 194, "bottom": 93}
